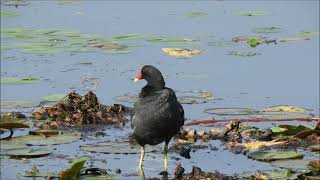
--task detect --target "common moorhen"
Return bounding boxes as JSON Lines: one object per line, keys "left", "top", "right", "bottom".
{"left": 131, "top": 65, "right": 185, "bottom": 172}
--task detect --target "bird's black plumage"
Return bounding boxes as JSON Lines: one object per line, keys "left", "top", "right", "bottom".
{"left": 131, "top": 65, "right": 184, "bottom": 146}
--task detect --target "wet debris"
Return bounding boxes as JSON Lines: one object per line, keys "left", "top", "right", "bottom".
{"left": 32, "top": 91, "right": 128, "bottom": 129}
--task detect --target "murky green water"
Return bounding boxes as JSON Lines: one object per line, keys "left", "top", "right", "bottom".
{"left": 1, "top": 1, "right": 319, "bottom": 179}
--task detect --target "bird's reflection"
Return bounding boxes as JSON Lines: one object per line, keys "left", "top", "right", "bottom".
{"left": 139, "top": 167, "right": 168, "bottom": 180}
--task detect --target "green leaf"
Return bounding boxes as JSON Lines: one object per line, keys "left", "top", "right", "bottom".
{"left": 7, "top": 131, "right": 81, "bottom": 146}
{"left": 18, "top": 165, "right": 59, "bottom": 177}
{"left": 112, "top": 34, "right": 145, "bottom": 39}
{"left": 227, "top": 50, "right": 260, "bottom": 57}
{"left": 248, "top": 38, "right": 259, "bottom": 47}
{"left": 41, "top": 93, "right": 66, "bottom": 102}
{"left": 188, "top": 12, "right": 208, "bottom": 17}
{"left": 248, "top": 151, "right": 303, "bottom": 162}
{"left": 1, "top": 147, "right": 52, "bottom": 158}
{"left": 0, "top": 140, "right": 27, "bottom": 150}
{"left": 271, "top": 125, "right": 312, "bottom": 136}
{"left": 262, "top": 105, "right": 305, "bottom": 113}
{"left": 1, "top": 12, "right": 20, "bottom": 17}
{"left": 252, "top": 27, "right": 285, "bottom": 33}
{"left": 238, "top": 11, "right": 271, "bottom": 16}
{"left": 297, "top": 31, "right": 320, "bottom": 36}
{"left": 1, "top": 100, "right": 39, "bottom": 109}
{"left": 59, "top": 158, "right": 86, "bottom": 180}
{"left": 1, "top": 77, "right": 38, "bottom": 84}
{"left": 204, "top": 108, "right": 258, "bottom": 115}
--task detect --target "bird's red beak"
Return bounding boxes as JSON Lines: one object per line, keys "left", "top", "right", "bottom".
{"left": 134, "top": 70, "right": 142, "bottom": 82}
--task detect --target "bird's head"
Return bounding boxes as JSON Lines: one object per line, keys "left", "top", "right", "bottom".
{"left": 134, "top": 65, "right": 165, "bottom": 88}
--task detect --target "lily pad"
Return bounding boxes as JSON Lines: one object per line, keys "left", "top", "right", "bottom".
{"left": 238, "top": 11, "right": 271, "bottom": 16}
{"left": 1, "top": 12, "right": 20, "bottom": 17}
{"left": 162, "top": 48, "right": 202, "bottom": 58}
{"left": 188, "top": 12, "right": 208, "bottom": 17}
{"left": 18, "top": 166, "right": 59, "bottom": 177}
{"left": 8, "top": 131, "right": 81, "bottom": 146}
{"left": 80, "top": 141, "right": 159, "bottom": 154}
{"left": 0, "top": 115, "right": 29, "bottom": 129}
{"left": 207, "top": 40, "right": 239, "bottom": 47}
{"left": 227, "top": 50, "right": 260, "bottom": 57}
{"left": 1, "top": 147, "right": 52, "bottom": 158}
{"left": 262, "top": 105, "right": 305, "bottom": 113}
{"left": 297, "top": 31, "right": 320, "bottom": 36}
{"left": 145, "top": 36, "right": 198, "bottom": 45}
{"left": 248, "top": 151, "right": 303, "bottom": 162}
{"left": 252, "top": 27, "right": 285, "bottom": 33}
{"left": 114, "top": 90, "right": 214, "bottom": 104}
{"left": 278, "top": 37, "right": 310, "bottom": 43}
{"left": 248, "top": 112, "right": 310, "bottom": 119}
{"left": 112, "top": 34, "right": 145, "bottom": 39}
{"left": 242, "top": 141, "right": 284, "bottom": 151}
{"left": 271, "top": 159, "right": 308, "bottom": 170}
{"left": 204, "top": 108, "right": 258, "bottom": 115}
{"left": 0, "top": 140, "right": 27, "bottom": 150}
{"left": 271, "top": 125, "right": 312, "bottom": 136}
{"left": 41, "top": 93, "right": 66, "bottom": 102}
{"left": 0, "top": 100, "right": 39, "bottom": 109}
{"left": 1, "top": 77, "right": 38, "bottom": 84}
{"left": 240, "top": 169, "right": 304, "bottom": 180}
{"left": 113, "top": 94, "right": 138, "bottom": 103}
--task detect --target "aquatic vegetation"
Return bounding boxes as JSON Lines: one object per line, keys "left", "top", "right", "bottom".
{"left": 188, "top": 12, "right": 208, "bottom": 17}
{"left": 162, "top": 48, "right": 203, "bottom": 58}
{"left": 0, "top": 77, "right": 39, "bottom": 84}
{"left": 252, "top": 26, "right": 285, "bottom": 33}
{"left": 226, "top": 50, "right": 260, "bottom": 57}
{"left": 237, "top": 11, "right": 271, "bottom": 16}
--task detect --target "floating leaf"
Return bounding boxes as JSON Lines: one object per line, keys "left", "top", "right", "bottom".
{"left": 297, "top": 31, "right": 320, "bottom": 36}
{"left": 271, "top": 125, "right": 312, "bottom": 136}
{"left": 207, "top": 40, "right": 239, "bottom": 47}
{"left": 1, "top": 12, "right": 20, "bottom": 17}
{"left": 188, "top": 12, "right": 208, "bottom": 17}
{"left": 18, "top": 165, "right": 59, "bottom": 177}
{"left": 1, "top": 77, "right": 38, "bottom": 84}
{"left": 114, "top": 90, "right": 214, "bottom": 104}
{"left": 227, "top": 50, "right": 259, "bottom": 57}
{"left": 252, "top": 27, "right": 285, "bottom": 33}
{"left": 240, "top": 170, "right": 304, "bottom": 180}
{"left": 7, "top": 131, "right": 81, "bottom": 146}
{"left": 41, "top": 93, "right": 66, "bottom": 102}
{"left": 145, "top": 36, "right": 198, "bottom": 45}
{"left": 113, "top": 94, "right": 138, "bottom": 103}
{"left": 0, "top": 115, "right": 29, "bottom": 129}
{"left": 0, "top": 100, "right": 39, "bottom": 109}
{"left": 80, "top": 175, "right": 115, "bottom": 180}
{"left": 232, "top": 36, "right": 265, "bottom": 42}
{"left": 248, "top": 151, "right": 303, "bottom": 162}
{"left": 80, "top": 141, "right": 159, "bottom": 154}
{"left": 238, "top": 11, "right": 271, "bottom": 16}
{"left": 112, "top": 34, "right": 145, "bottom": 39}
{"left": 204, "top": 108, "right": 258, "bottom": 115}
{"left": 177, "top": 90, "right": 214, "bottom": 104}
{"left": 248, "top": 112, "right": 309, "bottom": 119}
{"left": 1, "top": 147, "right": 52, "bottom": 158}
{"left": 0, "top": 140, "right": 27, "bottom": 150}
{"left": 262, "top": 105, "right": 305, "bottom": 113}
{"left": 278, "top": 37, "right": 310, "bottom": 43}
{"left": 271, "top": 159, "right": 308, "bottom": 170}
{"left": 59, "top": 158, "right": 86, "bottom": 180}
{"left": 162, "top": 48, "right": 202, "bottom": 58}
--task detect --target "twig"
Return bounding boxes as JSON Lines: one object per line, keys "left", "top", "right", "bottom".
{"left": 184, "top": 117, "right": 320, "bottom": 126}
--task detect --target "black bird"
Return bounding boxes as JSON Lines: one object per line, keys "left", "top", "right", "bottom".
{"left": 131, "top": 65, "right": 184, "bottom": 172}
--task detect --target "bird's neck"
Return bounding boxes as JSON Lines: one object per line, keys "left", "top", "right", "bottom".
{"left": 140, "top": 83, "right": 164, "bottom": 97}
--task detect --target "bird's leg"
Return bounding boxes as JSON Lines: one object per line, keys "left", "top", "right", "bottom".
{"left": 163, "top": 142, "right": 169, "bottom": 172}
{"left": 139, "top": 146, "right": 145, "bottom": 169}
{"left": 139, "top": 146, "right": 145, "bottom": 179}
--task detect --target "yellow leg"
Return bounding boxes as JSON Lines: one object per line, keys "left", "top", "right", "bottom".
{"left": 139, "top": 146, "right": 145, "bottom": 179}
{"left": 139, "top": 146, "right": 145, "bottom": 168}
{"left": 164, "top": 142, "right": 168, "bottom": 172}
